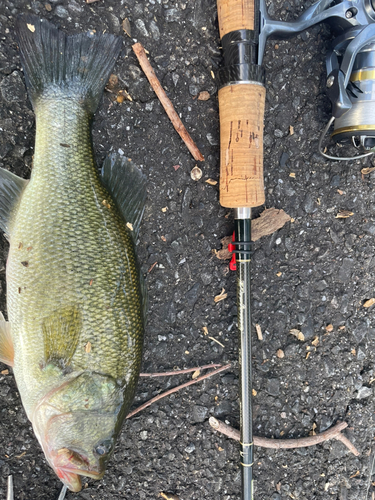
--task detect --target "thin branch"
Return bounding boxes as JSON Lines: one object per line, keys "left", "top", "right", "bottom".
{"left": 209, "top": 417, "right": 360, "bottom": 456}
{"left": 132, "top": 42, "right": 204, "bottom": 162}
{"left": 127, "top": 364, "right": 231, "bottom": 419}
{"left": 139, "top": 364, "right": 222, "bottom": 377}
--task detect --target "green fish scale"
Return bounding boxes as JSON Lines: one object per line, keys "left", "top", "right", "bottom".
{"left": 7, "top": 96, "right": 143, "bottom": 418}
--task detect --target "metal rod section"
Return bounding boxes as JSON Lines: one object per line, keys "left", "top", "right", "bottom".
{"left": 7, "top": 476, "right": 13, "bottom": 500}
{"left": 234, "top": 213, "right": 253, "bottom": 500}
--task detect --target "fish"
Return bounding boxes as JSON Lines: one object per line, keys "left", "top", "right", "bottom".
{"left": 0, "top": 15, "right": 147, "bottom": 492}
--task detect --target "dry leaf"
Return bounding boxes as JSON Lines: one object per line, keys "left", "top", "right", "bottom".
{"left": 205, "top": 178, "right": 217, "bottom": 185}
{"left": 363, "top": 298, "right": 375, "bottom": 308}
{"left": 160, "top": 493, "right": 180, "bottom": 500}
{"left": 336, "top": 211, "right": 354, "bottom": 219}
{"left": 215, "top": 235, "right": 232, "bottom": 260}
{"left": 1, "top": 369, "right": 9, "bottom": 375}
{"left": 106, "top": 74, "right": 119, "bottom": 91}
{"left": 214, "top": 288, "right": 227, "bottom": 303}
{"left": 122, "top": 18, "right": 132, "bottom": 37}
{"left": 350, "top": 471, "right": 360, "bottom": 479}
{"left": 161, "top": 235, "right": 167, "bottom": 242}
{"left": 85, "top": 342, "right": 92, "bottom": 353}
{"left": 27, "top": 23, "right": 35, "bottom": 32}
{"left": 325, "top": 324, "right": 334, "bottom": 332}
{"left": 197, "top": 91, "right": 210, "bottom": 101}
{"left": 351, "top": 348, "right": 356, "bottom": 356}
{"left": 276, "top": 349, "right": 284, "bottom": 359}
{"left": 255, "top": 324, "right": 263, "bottom": 341}
{"left": 202, "top": 326, "right": 208, "bottom": 335}
{"left": 361, "top": 166, "right": 375, "bottom": 175}
{"left": 191, "top": 166, "right": 202, "bottom": 181}
{"left": 117, "top": 89, "right": 132, "bottom": 102}
{"left": 289, "top": 125, "right": 294, "bottom": 136}
{"left": 289, "top": 172, "right": 296, "bottom": 178}
{"left": 45, "top": 3, "right": 52, "bottom": 11}
{"left": 126, "top": 222, "right": 134, "bottom": 231}
{"left": 192, "top": 369, "right": 201, "bottom": 379}
{"left": 337, "top": 189, "right": 345, "bottom": 195}
{"left": 306, "top": 351, "right": 311, "bottom": 359}
{"left": 252, "top": 389, "right": 257, "bottom": 396}
{"left": 290, "top": 329, "right": 305, "bottom": 341}
{"left": 276, "top": 271, "right": 282, "bottom": 277}
{"left": 161, "top": 207, "right": 168, "bottom": 212}
{"left": 311, "top": 336, "right": 319, "bottom": 347}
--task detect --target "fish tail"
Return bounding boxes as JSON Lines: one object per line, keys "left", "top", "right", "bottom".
{"left": 15, "top": 15, "right": 122, "bottom": 113}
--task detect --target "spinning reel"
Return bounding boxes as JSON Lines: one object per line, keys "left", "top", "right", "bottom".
{"left": 259, "top": 0, "right": 375, "bottom": 160}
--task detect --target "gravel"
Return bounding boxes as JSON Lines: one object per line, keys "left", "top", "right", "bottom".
{"left": 0, "top": 0, "right": 375, "bottom": 499}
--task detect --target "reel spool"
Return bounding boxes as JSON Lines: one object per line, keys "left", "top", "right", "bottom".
{"left": 331, "top": 41, "right": 375, "bottom": 149}
{"left": 259, "top": 0, "right": 375, "bottom": 160}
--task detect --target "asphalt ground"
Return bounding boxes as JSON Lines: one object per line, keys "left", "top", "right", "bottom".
{"left": 0, "top": 0, "right": 375, "bottom": 499}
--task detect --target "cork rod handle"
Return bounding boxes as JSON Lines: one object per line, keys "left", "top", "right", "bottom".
{"left": 217, "top": 0, "right": 255, "bottom": 38}
{"left": 217, "top": 0, "right": 266, "bottom": 209}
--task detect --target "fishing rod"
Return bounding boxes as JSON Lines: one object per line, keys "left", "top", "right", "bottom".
{"left": 216, "top": 0, "right": 375, "bottom": 498}
{"left": 216, "top": 0, "right": 265, "bottom": 498}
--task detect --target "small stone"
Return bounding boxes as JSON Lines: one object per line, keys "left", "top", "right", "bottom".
{"left": 184, "top": 443, "right": 195, "bottom": 453}
{"left": 279, "top": 152, "right": 289, "bottom": 168}
{"left": 303, "top": 193, "right": 317, "bottom": 214}
{"left": 200, "top": 272, "right": 212, "bottom": 285}
{"left": 165, "top": 8, "right": 181, "bottom": 22}
{"left": 149, "top": 20, "right": 160, "bottom": 41}
{"left": 55, "top": 5, "right": 69, "bottom": 17}
{"left": 357, "top": 344, "right": 366, "bottom": 361}
{"left": 363, "top": 222, "right": 375, "bottom": 235}
{"left": 140, "top": 430, "right": 148, "bottom": 440}
{"left": 266, "top": 378, "right": 280, "bottom": 396}
{"left": 337, "top": 258, "right": 354, "bottom": 283}
{"left": 274, "top": 129, "right": 283, "bottom": 138}
{"left": 189, "top": 84, "right": 199, "bottom": 96}
{"left": 135, "top": 19, "right": 149, "bottom": 37}
{"left": 352, "top": 321, "right": 368, "bottom": 343}
{"left": 356, "top": 386, "right": 372, "bottom": 399}
{"left": 0, "top": 72, "right": 27, "bottom": 103}
{"left": 192, "top": 405, "right": 208, "bottom": 422}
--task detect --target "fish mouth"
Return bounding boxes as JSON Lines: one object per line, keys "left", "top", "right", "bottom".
{"left": 53, "top": 448, "right": 104, "bottom": 492}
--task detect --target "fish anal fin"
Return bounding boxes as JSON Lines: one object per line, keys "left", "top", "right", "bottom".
{"left": 42, "top": 306, "right": 82, "bottom": 367}
{"left": 0, "top": 316, "right": 14, "bottom": 367}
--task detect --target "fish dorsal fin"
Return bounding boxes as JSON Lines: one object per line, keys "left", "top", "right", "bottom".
{"left": 0, "top": 168, "right": 28, "bottom": 237}
{"left": 101, "top": 154, "right": 147, "bottom": 240}
{"left": 42, "top": 307, "right": 81, "bottom": 367}
{"left": 0, "top": 313, "right": 14, "bottom": 367}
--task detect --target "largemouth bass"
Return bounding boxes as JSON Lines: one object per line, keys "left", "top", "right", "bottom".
{"left": 0, "top": 15, "right": 147, "bottom": 492}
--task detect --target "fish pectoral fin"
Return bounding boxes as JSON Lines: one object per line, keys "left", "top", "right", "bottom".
{"left": 42, "top": 306, "right": 82, "bottom": 367}
{"left": 0, "top": 314, "right": 14, "bottom": 367}
{"left": 101, "top": 154, "right": 147, "bottom": 240}
{"left": 0, "top": 168, "right": 28, "bottom": 237}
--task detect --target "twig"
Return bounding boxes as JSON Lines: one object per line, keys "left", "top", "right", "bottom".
{"left": 335, "top": 433, "right": 360, "bottom": 457}
{"left": 132, "top": 42, "right": 204, "bottom": 162}
{"left": 139, "top": 364, "right": 222, "bottom": 377}
{"left": 209, "top": 417, "right": 360, "bottom": 456}
{"left": 127, "top": 364, "right": 231, "bottom": 418}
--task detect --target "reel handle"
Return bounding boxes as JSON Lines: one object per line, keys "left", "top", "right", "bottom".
{"left": 217, "top": 0, "right": 266, "bottom": 208}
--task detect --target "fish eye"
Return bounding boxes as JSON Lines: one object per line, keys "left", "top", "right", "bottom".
{"left": 94, "top": 439, "right": 113, "bottom": 457}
